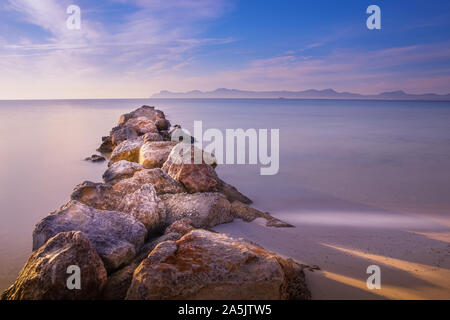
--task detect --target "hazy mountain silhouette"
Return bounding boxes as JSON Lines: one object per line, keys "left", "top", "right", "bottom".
{"left": 152, "top": 88, "right": 450, "bottom": 100}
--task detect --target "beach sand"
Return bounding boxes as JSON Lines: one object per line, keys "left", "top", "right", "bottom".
{"left": 214, "top": 203, "right": 450, "bottom": 300}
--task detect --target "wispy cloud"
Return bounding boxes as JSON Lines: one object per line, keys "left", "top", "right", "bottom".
{"left": 171, "top": 42, "right": 450, "bottom": 95}
{"left": 0, "top": 0, "right": 233, "bottom": 98}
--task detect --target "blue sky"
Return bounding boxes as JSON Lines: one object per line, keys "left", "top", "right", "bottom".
{"left": 1, "top": 0, "right": 450, "bottom": 99}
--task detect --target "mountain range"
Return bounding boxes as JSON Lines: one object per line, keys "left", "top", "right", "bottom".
{"left": 152, "top": 88, "right": 450, "bottom": 101}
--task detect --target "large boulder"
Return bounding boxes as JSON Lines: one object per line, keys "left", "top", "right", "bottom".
{"left": 162, "top": 145, "right": 219, "bottom": 193}
{"left": 117, "top": 184, "right": 167, "bottom": 233}
{"left": 110, "top": 125, "right": 138, "bottom": 146}
{"left": 126, "top": 229, "right": 310, "bottom": 300}
{"left": 155, "top": 118, "right": 171, "bottom": 131}
{"left": 103, "top": 160, "right": 144, "bottom": 185}
{"left": 126, "top": 117, "right": 158, "bottom": 135}
{"left": 160, "top": 192, "right": 233, "bottom": 228}
{"left": 118, "top": 106, "right": 165, "bottom": 126}
{"left": 162, "top": 145, "right": 251, "bottom": 203}
{"left": 139, "top": 141, "right": 177, "bottom": 169}
{"left": 97, "top": 136, "right": 114, "bottom": 153}
{"left": 109, "top": 138, "right": 144, "bottom": 165}
{"left": 70, "top": 181, "right": 117, "bottom": 211}
{"left": 102, "top": 228, "right": 183, "bottom": 300}
{"left": 32, "top": 201, "right": 147, "bottom": 272}
{"left": 1, "top": 231, "right": 107, "bottom": 300}
{"left": 71, "top": 181, "right": 166, "bottom": 232}
{"left": 143, "top": 132, "right": 163, "bottom": 142}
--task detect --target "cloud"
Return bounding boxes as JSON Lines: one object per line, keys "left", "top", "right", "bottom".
{"left": 1, "top": 1, "right": 450, "bottom": 98}
{"left": 0, "top": 0, "right": 233, "bottom": 98}
{"left": 163, "top": 42, "right": 450, "bottom": 95}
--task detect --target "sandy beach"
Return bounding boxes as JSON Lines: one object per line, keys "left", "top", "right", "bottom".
{"left": 214, "top": 198, "right": 450, "bottom": 299}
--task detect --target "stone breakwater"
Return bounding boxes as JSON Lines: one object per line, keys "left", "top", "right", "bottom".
{"left": 1, "top": 106, "right": 310, "bottom": 300}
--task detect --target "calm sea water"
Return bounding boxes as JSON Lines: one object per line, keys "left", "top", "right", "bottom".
{"left": 1, "top": 98, "right": 450, "bottom": 290}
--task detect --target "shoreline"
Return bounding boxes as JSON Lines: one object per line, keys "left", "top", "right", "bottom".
{"left": 215, "top": 208, "right": 450, "bottom": 299}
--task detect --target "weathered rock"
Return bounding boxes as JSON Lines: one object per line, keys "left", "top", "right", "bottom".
{"left": 139, "top": 141, "right": 177, "bottom": 169}
{"left": 1, "top": 231, "right": 107, "bottom": 300}
{"left": 103, "top": 160, "right": 144, "bottom": 185}
{"left": 101, "top": 231, "right": 181, "bottom": 300}
{"left": 97, "top": 136, "right": 114, "bottom": 153}
{"left": 84, "top": 154, "right": 106, "bottom": 162}
{"left": 71, "top": 181, "right": 117, "bottom": 211}
{"left": 135, "top": 232, "right": 183, "bottom": 263}
{"left": 33, "top": 201, "right": 147, "bottom": 272}
{"left": 160, "top": 192, "right": 233, "bottom": 228}
{"left": 126, "top": 230, "right": 310, "bottom": 300}
{"left": 143, "top": 132, "right": 163, "bottom": 142}
{"left": 118, "top": 106, "right": 165, "bottom": 126}
{"left": 159, "top": 130, "right": 171, "bottom": 141}
{"left": 162, "top": 144, "right": 219, "bottom": 193}
{"left": 230, "top": 201, "right": 294, "bottom": 228}
{"left": 126, "top": 117, "right": 158, "bottom": 135}
{"left": 71, "top": 181, "right": 166, "bottom": 232}
{"left": 110, "top": 125, "right": 138, "bottom": 146}
{"left": 117, "top": 184, "right": 166, "bottom": 233}
{"left": 162, "top": 145, "right": 251, "bottom": 202}
{"left": 109, "top": 138, "right": 144, "bottom": 165}
{"left": 101, "top": 263, "right": 137, "bottom": 300}
{"left": 131, "top": 168, "right": 185, "bottom": 194}
{"left": 155, "top": 118, "right": 171, "bottom": 131}
{"left": 164, "top": 218, "right": 194, "bottom": 236}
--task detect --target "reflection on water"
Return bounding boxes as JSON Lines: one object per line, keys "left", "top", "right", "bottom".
{"left": 0, "top": 98, "right": 450, "bottom": 290}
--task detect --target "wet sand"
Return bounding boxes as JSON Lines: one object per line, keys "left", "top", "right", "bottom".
{"left": 214, "top": 196, "right": 450, "bottom": 300}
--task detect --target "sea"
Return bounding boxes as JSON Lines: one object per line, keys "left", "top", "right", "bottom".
{"left": 1, "top": 98, "right": 450, "bottom": 291}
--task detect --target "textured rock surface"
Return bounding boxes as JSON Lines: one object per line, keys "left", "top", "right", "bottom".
{"left": 126, "top": 230, "right": 310, "bottom": 300}
{"left": 130, "top": 168, "right": 186, "bottom": 194}
{"left": 97, "top": 136, "right": 114, "bottom": 153}
{"left": 162, "top": 145, "right": 251, "bottom": 203}
{"left": 160, "top": 192, "right": 233, "bottom": 228}
{"left": 1, "top": 231, "right": 107, "bottom": 300}
{"left": 139, "top": 141, "right": 177, "bottom": 169}
{"left": 231, "top": 201, "right": 294, "bottom": 228}
{"left": 84, "top": 154, "right": 106, "bottom": 162}
{"left": 71, "top": 181, "right": 166, "bottom": 232}
{"left": 110, "top": 125, "right": 138, "bottom": 146}
{"left": 117, "top": 184, "right": 166, "bottom": 232}
{"left": 118, "top": 106, "right": 165, "bottom": 126}
{"left": 33, "top": 201, "right": 147, "bottom": 271}
{"left": 155, "top": 118, "right": 171, "bottom": 131}
{"left": 162, "top": 145, "right": 219, "bottom": 193}
{"left": 109, "top": 138, "right": 144, "bottom": 165}
{"left": 164, "top": 218, "right": 195, "bottom": 236}
{"left": 71, "top": 181, "right": 117, "bottom": 211}
{"left": 102, "top": 230, "right": 182, "bottom": 300}
{"left": 103, "top": 160, "right": 144, "bottom": 185}
{"left": 125, "top": 117, "right": 158, "bottom": 135}
{"left": 143, "top": 132, "right": 163, "bottom": 142}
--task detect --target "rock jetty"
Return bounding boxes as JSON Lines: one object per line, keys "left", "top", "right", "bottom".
{"left": 1, "top": 105, "right": 309, "bottom": 300}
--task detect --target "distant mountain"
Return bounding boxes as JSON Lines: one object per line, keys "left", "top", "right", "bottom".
{"left": 152, "top": 88, "right": 450, "bottom": 101}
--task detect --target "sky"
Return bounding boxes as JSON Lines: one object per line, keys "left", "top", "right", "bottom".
{"left": 1, "top": 0, "right": 450, "bottom": 99}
